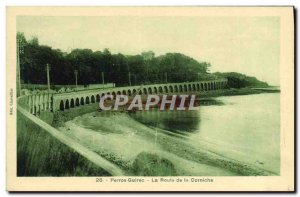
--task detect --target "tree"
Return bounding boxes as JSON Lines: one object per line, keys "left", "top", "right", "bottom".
{"left": 17, "top": 32, "right": 267, "bottom": 88}
{"left": 29, "top": 36, "right": 39, "bottom": 46}
{"left": 214, "top": 72, "right": 268, "bottom": 88}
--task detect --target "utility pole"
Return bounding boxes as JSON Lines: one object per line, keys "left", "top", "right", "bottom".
{"left": 46, "top": 64, "right": 51, "bottom": 92}
{"left": 16, "top": 38, "right": 22, "bottom": 97}
{"left": 128, "top": 72, "right": 131, "bottom": 86}
{"left": 165, "top": 72, "right": 168, "bottom": 83}
{"left": 101, "top": 72, "right": 105, "bottom": 88}
{"left": 126, "top": 59, "right": 131, "bottom": 87}
{"left": 74, "top": 70, "right": 78, "bottom": 90}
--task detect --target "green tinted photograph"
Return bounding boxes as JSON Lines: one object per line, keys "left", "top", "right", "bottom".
{"left": 16, "top": 13, "right": 281, "bottom": 177}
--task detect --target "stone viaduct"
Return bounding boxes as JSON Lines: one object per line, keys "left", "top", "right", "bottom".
{"left": 20, "top": 79, "right": 228, "bottom": 115}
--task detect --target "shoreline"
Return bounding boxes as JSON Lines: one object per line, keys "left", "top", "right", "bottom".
{"left": 52, "top": 87, "right": 280, "bottom": 128}
{"left": 58, "top": 106, "right": 277, "bottom": 176}
{"left": 56, "top": 91, "right": 280, "bottom": 176}
{"left": 196, "top": 87, "right": 280, "bottom": 98}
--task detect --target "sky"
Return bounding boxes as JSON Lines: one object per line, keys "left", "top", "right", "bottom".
{"left": 17, "top": 16, "right": 280, "bottom": 85}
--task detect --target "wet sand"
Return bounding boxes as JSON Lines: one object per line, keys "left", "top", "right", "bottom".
{"left": 59, "top": 111, "right": 275, "bottom": 176}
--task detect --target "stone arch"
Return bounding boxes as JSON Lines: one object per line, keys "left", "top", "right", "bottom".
{"left": 133, "top": 89, "right": 137, "bottom": 95}
{"left": 174, "top": 85, "right": 178, "bottom": 92}
{"left": 143, "top": 88, "right": 147, "bottom": 95}
{"left": 128, "top": 89, "right": 132, "bottom": 96}
{"left": 80, "top": 97, "right": 85, "bottom": 105}
{"left": 34, "top": 105, "right": 37, "bottom": 115}
{"left": 169, "top": 85, "right": 174, "bottom": 93}
{"left": 112, "top": 92, "right": 116, "bottom": 99}
{"left": 34, "top": 95, "right": 40, "bottom": 111}
{"left": 158, "top": 86, "right": 163, "bottom": 93}
{"left": 164, "top": 86, "right": 168, "bottom": 93}
{"left": 211, "top": 82, "right": 214, "bottom": 90}
{"left": 153, "top": 87, "right": 158, "bottom": 94}
{"left": 36, "top": 95, "right": 40, "bottom": 111}
{"left": 117, "top": 91, "right": 121, "bottom": 95}
{"left": 122, "top": 90, "right": 127, "bottom": 95}
{"left": 76, "top": 98, "right": 80, "bottom": 106}
{"left": 48, "top": 95, "right": 52, "bottom": 110}
{"left": 70, "top": 98, "right": 75, "bottom": 108}
{"left": 86, "top": 96, "right": 90, "bottom": 104}
{"left": 96, "top": 94, "right": 100, "bottom": 102}
{"left": 184, "top": 84, "right": 188, "bottom": 92}
{"left": 192, "top": 84, "right": 196, "bottom": 91}
{"left": 65, "top": 99, "right": 70, "bottom": 110}
{"left": 37, "top": 104, "right": 41, "bottom": 114}
{"left": 179, "top": 85, "right": 183, "bottom": 92}
{"left": 91, "top": 95, "right": 95, "bottom": 103}
{"left": 26, "top": 96, "right": 30, "bottom": 105}
{"left": 201, "top": 83, "right": 204, "bottom": 91}
{"left": 148, "top": 87, "right": 152, "bottom": 94}
{"left": 208, "top": 83, "right": 211, "bottom": 90}
{"left": 42, "top": 95, "right": 46, "bottom": 111}
{"left": 60, "top": 100, "right": 64, "bottom": 111}
{"left": 138, "top": 90, "right": 142, "bottom": 95}
{"left": 188, "top": 84, "right": 192, "bottom": 91}
{"left": 197, "top": 84, "right": 200, "bottom": 91}
{"left": 39, "top": 94, "right": 44, "bottom": 111}
{"left": 43, "top": 94, "right": 49, "bottom": 110}
{"left": 28, "top": 95, "right": 32, "bottom": 105}
{"left": 204, "top": 83, "right": 208, "bottom": 91}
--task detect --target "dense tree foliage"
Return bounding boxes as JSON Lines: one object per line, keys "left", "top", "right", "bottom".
{"left": 214, "top": 72, "right": 268, "bottom": 88}
{"left": 18, "top": 32, "right": 211, "bottom": 87}
{"left": 17, "top": 32, "right": 268, "bottom": 88}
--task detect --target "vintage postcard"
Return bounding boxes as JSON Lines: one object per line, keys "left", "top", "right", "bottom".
{"left": 6, "top": 6, "right": 294, "bottom": 192}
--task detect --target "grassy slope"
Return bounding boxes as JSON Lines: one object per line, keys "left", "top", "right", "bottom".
{"left": 17, "top": 110, "right": 110, "bottom": 176}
